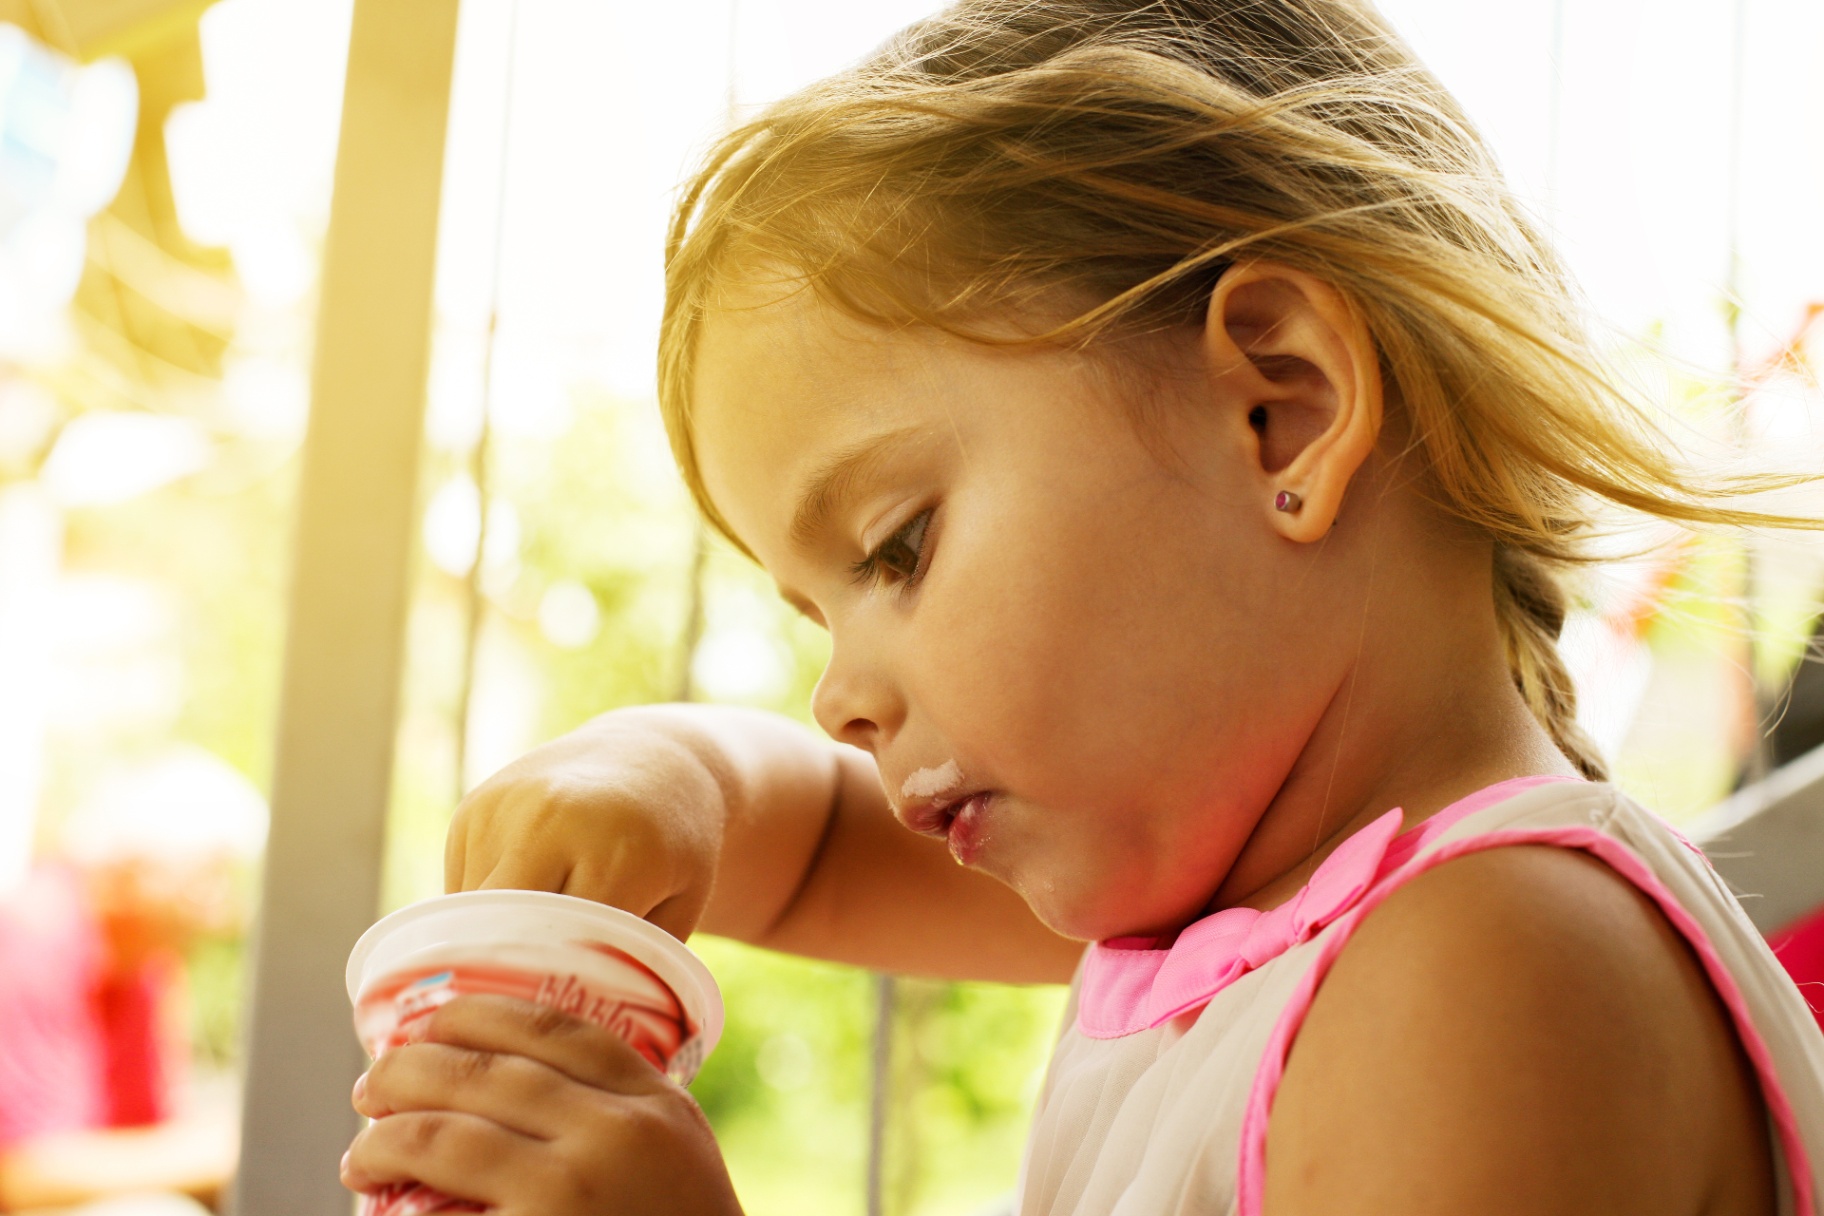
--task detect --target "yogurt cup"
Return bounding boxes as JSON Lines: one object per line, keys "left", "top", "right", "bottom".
{"left": 346, "top": 890, "right": 723, "bottom": 1216}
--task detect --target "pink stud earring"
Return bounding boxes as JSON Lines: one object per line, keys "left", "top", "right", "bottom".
{"left": 1274, "top": 490, "right": 1303, "bottom": 514}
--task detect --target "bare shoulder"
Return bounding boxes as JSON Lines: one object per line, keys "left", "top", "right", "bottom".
{"left": 1263, "top": 844, "right": 1775, "bottom": 1216}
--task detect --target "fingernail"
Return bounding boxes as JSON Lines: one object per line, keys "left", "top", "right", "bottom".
{"left": 352, "top": 1073, "right": 367, "bottom": 1103}
{"left": 339, "top": 1150, "right": 351, "bottom": 1175}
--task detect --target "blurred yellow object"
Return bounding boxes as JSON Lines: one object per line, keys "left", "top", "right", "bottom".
{"left": 0, "top": 0, "right": 213, "bottom": 64}
{"left": 0, "top": 1, "right": 237, "bottom": 389}
{"left": 70, "top": 9, "right": 236, "bottom": 388}
{"left": 0, "top": 1100, "right": 236, "bottom": 1211}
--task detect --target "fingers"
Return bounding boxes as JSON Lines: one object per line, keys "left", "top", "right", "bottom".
{"left": 448, "top": 776, "right": 590, "bottom": 895}
{"left": 462, "top": 787, "right": 582, "bottom": 895}
{"left": 420, "top": 994, "right": 670, "bottom": 1095}
{"left": 466, "top": 815, "right": 675, "bottom": 917}
{"left": 357, "top": 1041, "right": 573, "bottom": 1140}
{"left": 644, "top": 890, "right": 709, "bottom": 943}
{"left": 560, "top": 808, "right": 692, "bottom": 909}
{"left": 342, "top": 1109, "right": 539, "bottom": 1205}
{"left": 467, "top": 849, "right": 700, "bottom": 952}
{"left": 346, "top": 990, "right": 741, "bottom": 1216}
{"left": 441, "top": 758, "right": 714, "bottom": 945}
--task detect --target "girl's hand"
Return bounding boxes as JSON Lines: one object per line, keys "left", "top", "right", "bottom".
{"left": 342, "top": 994, "right": 743, "bottom": 1216}
{"left": 445, "top": 710, "right": 735, "bottom": 940}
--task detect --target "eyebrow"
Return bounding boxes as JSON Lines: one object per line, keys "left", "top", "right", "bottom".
{"left": 788, "top": 426, "right": 926, "bottom": 551}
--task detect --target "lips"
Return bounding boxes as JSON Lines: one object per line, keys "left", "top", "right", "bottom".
{"left": 896, "top": 790, "right": 994, "bottom": 866}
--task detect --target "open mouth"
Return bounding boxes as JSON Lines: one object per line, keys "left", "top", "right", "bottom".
{"left": 898, "top": 790, "right": 995, "bottom": 865}
{"left": 899, "top": 789, "right": 977, "bottom": 836}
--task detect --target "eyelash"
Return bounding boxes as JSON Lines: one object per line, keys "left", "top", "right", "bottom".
{"left": 850, "top": 508, "right": 934, "bottom": 591}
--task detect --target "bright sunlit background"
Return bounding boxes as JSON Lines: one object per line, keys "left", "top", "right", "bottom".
{"left": 0, "top": 1, "right": 1820, "bottom": 1214}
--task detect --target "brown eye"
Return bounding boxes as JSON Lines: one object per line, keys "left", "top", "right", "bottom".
{"left": 851, "top": 509, "right": 933, "bottom": 589}
{"left": 876, "top": 512, "right": 929, "bottom": 580}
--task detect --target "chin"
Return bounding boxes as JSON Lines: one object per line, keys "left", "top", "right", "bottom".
{"left": 1021, "top": 883, "right": 1158, "bottom": 945}
{"left": 1008, "top": 845, "right": 1194, "bottom": 943}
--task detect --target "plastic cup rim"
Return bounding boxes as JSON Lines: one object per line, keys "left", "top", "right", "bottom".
{"left": 346, "top": 889, "right": 722, "bottom": 1055}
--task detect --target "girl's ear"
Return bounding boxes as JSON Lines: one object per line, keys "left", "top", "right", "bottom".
{"left": 1202, "top": 260, "right": 1384, "bottom": 543}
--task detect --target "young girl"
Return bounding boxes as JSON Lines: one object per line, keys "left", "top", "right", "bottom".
{"left": 340, "top": 1, "right": 1824, "bottom": 1212}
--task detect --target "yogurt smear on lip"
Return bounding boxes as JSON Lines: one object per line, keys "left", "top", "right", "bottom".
{"left": 901, "top": 758, "right": 963, "bottom": 801}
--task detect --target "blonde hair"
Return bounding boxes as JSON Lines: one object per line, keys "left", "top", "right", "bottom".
{"left": 661, "top": 0, "right": 1816, "bottom": 781}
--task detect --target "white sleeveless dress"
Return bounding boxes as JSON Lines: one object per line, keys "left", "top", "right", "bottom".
{"left": 1015, "top": 777, "right": 1824, "bottom": 1215}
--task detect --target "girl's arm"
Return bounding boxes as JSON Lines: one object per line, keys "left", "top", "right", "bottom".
{"left": 445, "top": 703, "right": 1082, "bottom": 983}
{"left": 1263, "top": 845, "right": 1775, "bottom": 1215}
{"left": 357, "top": 707, "right": 1079, "bottom": 1214}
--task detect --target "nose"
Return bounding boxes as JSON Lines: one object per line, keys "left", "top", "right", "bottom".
{"left": 811, "top": 634, "right": 903, "bottom": 753}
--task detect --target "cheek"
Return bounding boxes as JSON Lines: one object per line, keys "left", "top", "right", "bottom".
{"left": 902, "top": 486, "right": 1336, "bottom": 935}
{"left": 904, "top": 504, "right": 1110, "bottom": 751}
{"left": 917, "top": 482, "right": 1295, "bottom": 787}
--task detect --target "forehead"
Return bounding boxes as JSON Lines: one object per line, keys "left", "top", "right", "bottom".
{"left": 689, "top": 287, "right": 955, "bottom": 554}
{"left": 693, "top": 282, "right": 917, "bottom": 415}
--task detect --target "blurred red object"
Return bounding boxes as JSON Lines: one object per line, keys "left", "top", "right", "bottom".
{"left": 0, "top": 865, "right": 176, "bottom": 1147}
{"left": 1770, "top": 904, "right": 1824, "bottom": 1034}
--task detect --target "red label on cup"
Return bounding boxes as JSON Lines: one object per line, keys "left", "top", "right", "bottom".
{"left": 353, "top": 941, "right": 699, "bottom": 1215}
{"left": 362, "top": 1181, "right": 484, "bottom": 1216}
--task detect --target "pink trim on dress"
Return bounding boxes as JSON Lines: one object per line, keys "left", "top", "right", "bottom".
{"left": 1233, "top": 826, "right": 1817, "bottom": 1216}
{"left": 1076, "top": 776, "right": 1578, "bottom": 1039}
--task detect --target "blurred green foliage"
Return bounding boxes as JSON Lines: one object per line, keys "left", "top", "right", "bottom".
{"left": 50, "top": 431, "right": 291, "bottom": 1073}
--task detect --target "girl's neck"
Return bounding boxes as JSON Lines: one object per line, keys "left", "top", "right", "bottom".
{"left": 1203, "top": 556, "right": 1579, "bottom": 919}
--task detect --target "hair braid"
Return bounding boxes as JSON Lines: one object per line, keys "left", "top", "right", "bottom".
{"left": 1492, "top": 546, "right": 1608, "bottom": 780}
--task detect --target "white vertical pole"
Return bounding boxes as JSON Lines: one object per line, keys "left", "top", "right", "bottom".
{"left": 234, "top": 2, "right": 460, "bottom": 1212}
